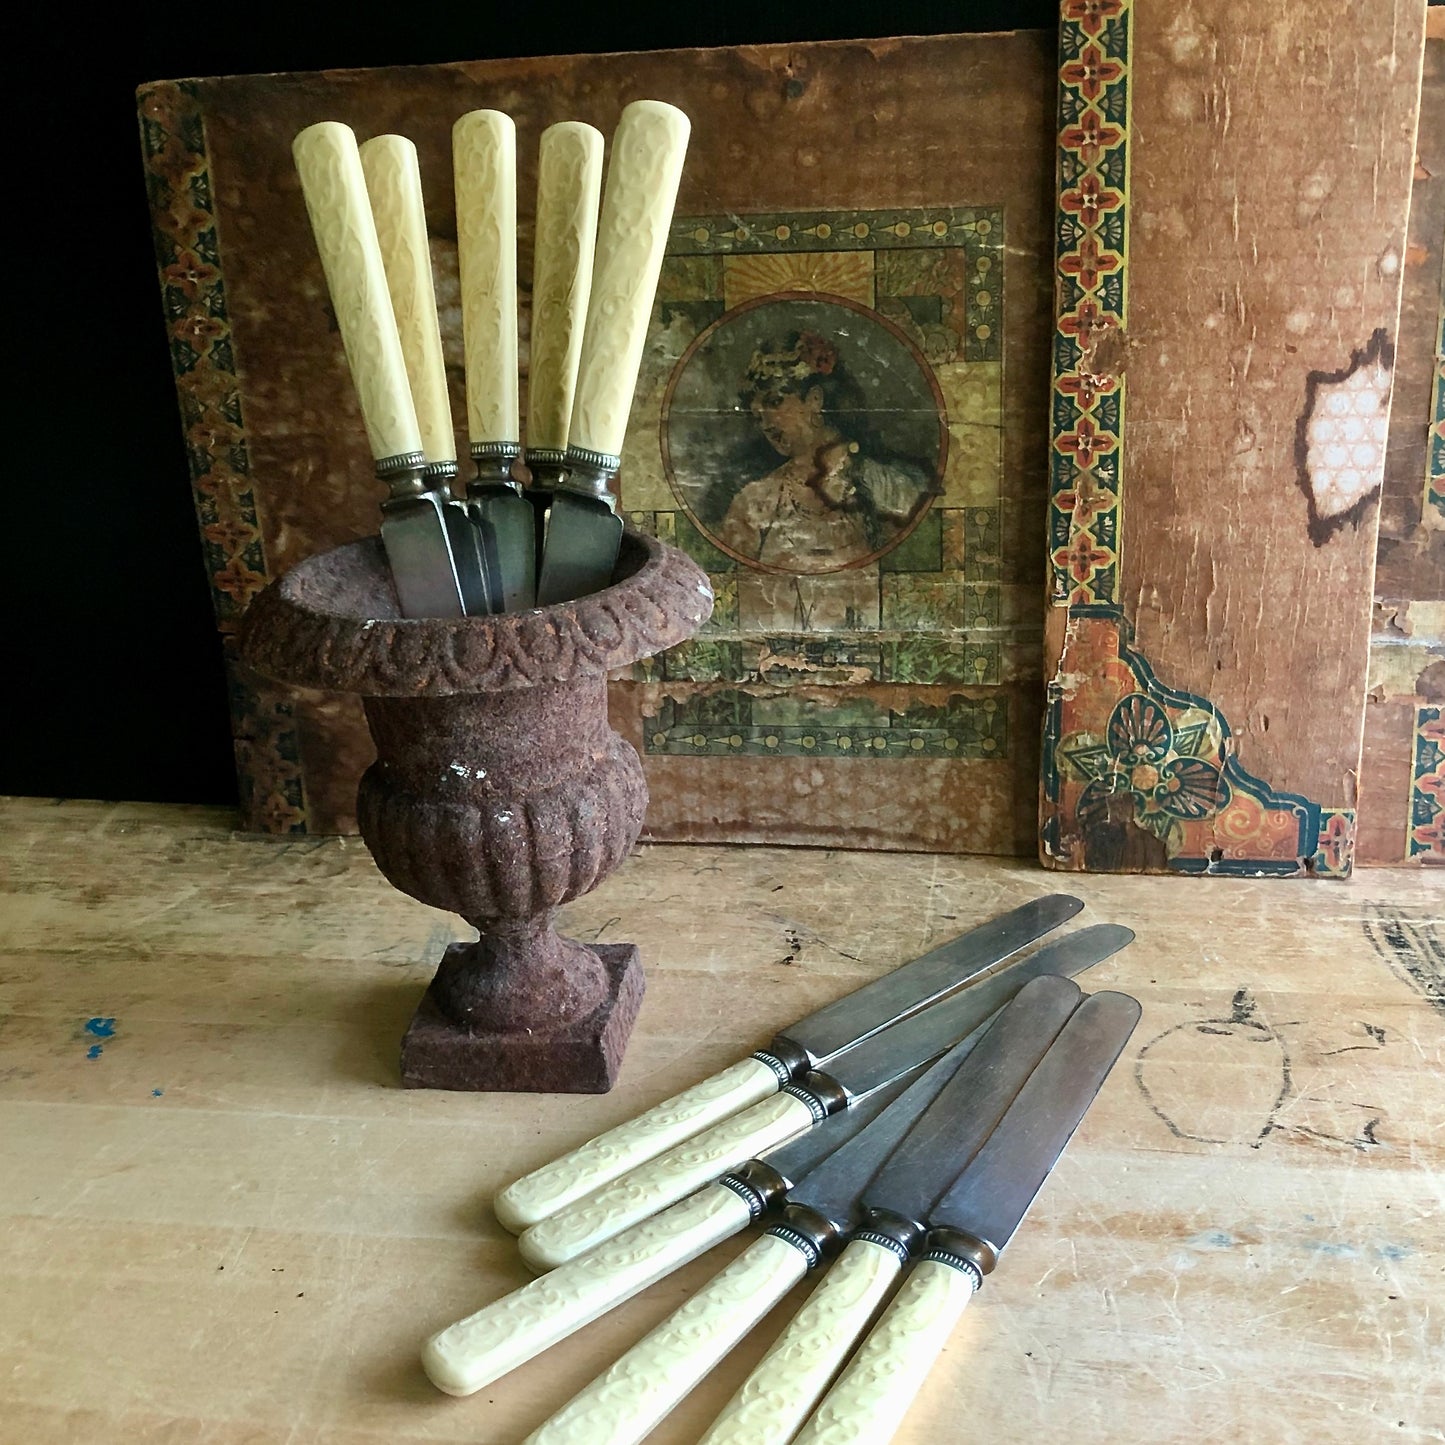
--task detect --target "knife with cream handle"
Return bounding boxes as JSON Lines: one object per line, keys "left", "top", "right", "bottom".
{"left": 535, "top": 99, "right": 689, "bottom": 605}
{"left": 491, "top": 895, "right": 1084, "bottom": 1233}
{"left": 292, "top": 120, "right": 465, "bottom": 618}
{"left": 454, "top": 108, "right": 534, "bottom": 611}
{"left": 524, "top": 121, "right": 603, "bottom": 543}
{"left": 358, "top": 133, "right": 492, "bottom": 615}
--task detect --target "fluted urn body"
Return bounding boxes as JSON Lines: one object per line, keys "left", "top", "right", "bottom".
{"left": 240, "top": 528, "right": 712, "bottom": 1092}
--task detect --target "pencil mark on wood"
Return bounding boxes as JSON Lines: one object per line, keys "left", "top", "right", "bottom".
{"left": 1361, "top": 905, "right": 1445, "bottom": 1016}
{"left": 1134, "top": 989, "right": 1291, "bottom": 1147}
{"left": 1321, "top": 1022, "right": 1387, "bottom": 1055}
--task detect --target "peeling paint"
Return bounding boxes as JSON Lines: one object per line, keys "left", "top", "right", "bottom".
{"left": 1295, "top": 329, "right": 1395, "bottom": 546}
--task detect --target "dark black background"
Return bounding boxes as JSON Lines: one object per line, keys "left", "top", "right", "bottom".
{"left": 0, "top": 1, "right": 1264, "bottom": 809}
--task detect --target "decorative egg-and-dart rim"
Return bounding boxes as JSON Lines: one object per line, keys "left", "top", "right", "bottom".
{"left": 238, "top": 527, "right": 714, "bottom": 697}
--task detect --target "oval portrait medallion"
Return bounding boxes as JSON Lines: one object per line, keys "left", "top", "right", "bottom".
{"left": 659, "top": 292, "right": 948, "bottom": 575}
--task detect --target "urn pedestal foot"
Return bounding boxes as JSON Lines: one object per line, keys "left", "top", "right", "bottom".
{"left": 400, "top": 943, "right": 645, "bottom": 1093}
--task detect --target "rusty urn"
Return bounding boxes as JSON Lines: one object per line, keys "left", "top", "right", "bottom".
{"left": 240, "top": 528, "right": 712, "bottom": 1093}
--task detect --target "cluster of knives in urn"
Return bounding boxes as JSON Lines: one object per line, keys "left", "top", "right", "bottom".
{"left": 418, "top": 896, "right": 1141, "bottom": 1444}
{"left": 291, "top": 100, "right": 689, "bottom": 617}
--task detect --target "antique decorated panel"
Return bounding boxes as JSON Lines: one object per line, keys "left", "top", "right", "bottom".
{"left": 1360, "top": 17, "right": 1445, "bottom": 868}
{"left": 139, "top": 32, "right": 1059, "bottom": 849}
{"left": 1040, "top": 0, "right": 1428, "bottom": 878}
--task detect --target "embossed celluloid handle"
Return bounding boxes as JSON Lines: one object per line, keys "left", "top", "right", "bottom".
{"left": 453, "top": 109, "right": 519, "bottom": 445}
{"left": 699, "top": 1238, "right": 903, "bottom": 1445}
{"left": 569, "top": 99, "right": 689, "bottom": 458}
{"left": 519, "top": 1090, "right": 818, "bottom": 1270}
{"left": 293, "top": 121, "right": 422, "bottom": 463}
{"left": 792, "top": 1259, "right": 976, "bottom": 1445}
{"left": 358, "top": 134, "right": 456, "bottom": 466}
{"left": 525, "top": 1235, "right": 811, "bottom": 1445}
{"left": 421, "top": 1183, "right": 754, "bottom": 1397}
{"left": 495, "top": 1057, "right": 782, "bottom": 1233}
{"left": 527, "top": 121, "right": 603, "bottom": 456}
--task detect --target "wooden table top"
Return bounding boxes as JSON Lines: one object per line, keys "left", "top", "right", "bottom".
{"left": 1, "top": 797, "right": 1441, "bottom": 1443}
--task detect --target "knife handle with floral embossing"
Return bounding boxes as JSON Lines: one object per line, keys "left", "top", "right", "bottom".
{"left": 421, "top": 1184, "right": 754, "bottom": 1396}
{"left": 494, "top": 1056, "right": 784, "bottom": 1232}
{"left": 791, "top": 1257, "right": 977, "bottom": 1445}
{"left": 699, "top": 1237, "right": 904, "bottom": 1445}
{"left": 518, "top": 1091, "right": 818, "bottom": 1269}
{"left": 523, "top": 1235, "right": 811, "bottom": 1445}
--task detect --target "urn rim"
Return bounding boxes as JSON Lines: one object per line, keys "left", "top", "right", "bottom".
{"left": 238, "top": 525, "right": 713, "bottom": 696}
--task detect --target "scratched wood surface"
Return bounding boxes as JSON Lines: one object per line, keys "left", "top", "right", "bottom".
{"left": 1, "top": 797, "right": 1441, "bottom": 1444}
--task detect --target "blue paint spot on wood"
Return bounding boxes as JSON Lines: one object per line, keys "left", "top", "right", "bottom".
{"left": 152, "top": 1088, "right": 164, "bottom": 1097}
{"left": 84, "top": 1018, "right": 116, "bottom": 1038}
{"left": 86, "top": 1044, "right": 103, "bottom": 1060}
{"left": 1186, "top": 1230, "right": 1238, "bottom": 1249}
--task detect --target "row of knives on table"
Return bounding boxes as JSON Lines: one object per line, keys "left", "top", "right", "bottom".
{"left": 291, "top": 100, "right": 689, "bottom": 618}
{"left": 419, "top": 895, "right": 1141, "bottom": 1443}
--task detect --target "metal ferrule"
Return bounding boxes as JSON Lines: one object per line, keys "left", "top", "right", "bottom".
{"left": 759, "top": 1036, "right": 810, "bottom": 1079}
{"left": 852, "top": 1210, "right": 927, "bottom": 1263}
{"left": 924, "top": 1226, "right": 993, "bottom": 1285}
{"left": 468, "top": 441, "right": 523, "bottom": 495}
{"left": 374, "top": 449, "right": 429, "bottom": 499}
{"left": 718, "top": 1157, "right": 788, "bottom": 1219}
{"left": 750, "top": 1048, "right": 798, "bottom": 1087}
{"left": 421, "top": 458, "right": 459, "bottom": 488}
{"left": 785, "top": 1068, "right": 848, "bottom": 1119}
{"left": 765, "top": 1208, "right": 836, "bottom": 1270}
{"left": 558, "top": 443, "right": 621, "bottom": 507}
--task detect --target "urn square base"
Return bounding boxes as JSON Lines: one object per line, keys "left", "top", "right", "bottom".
{"left": 400, "top": 943, "right": 645, "bottom": 1093}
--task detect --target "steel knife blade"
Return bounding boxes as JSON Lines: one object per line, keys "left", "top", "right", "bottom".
{"left": 781, "top": 893, "right": 1085, "bottom": 1071}
{"left": 492, "top": 893, "right": 1083, "bottom": 1232}
{"left": 927, "top": 987, "right": 1142, "bottom": 1276}
{"left": 516, "top": 922, "right": 1133, "bottom": 1268}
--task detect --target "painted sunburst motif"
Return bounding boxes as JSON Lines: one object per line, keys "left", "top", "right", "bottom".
{"left": 723, "top": 251, "right": 876, "bottom": 308}
{"left": 1065, "top": 693, "right": 1229, "bottom": 852}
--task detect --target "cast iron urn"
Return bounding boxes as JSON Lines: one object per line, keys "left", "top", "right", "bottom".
{"left": 240, "top": 528, "right": 712, "bottom": 1093}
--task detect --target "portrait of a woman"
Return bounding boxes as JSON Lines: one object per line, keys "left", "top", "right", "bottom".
{"left": 718, "top": 330, "right": 938, "bottom": 573}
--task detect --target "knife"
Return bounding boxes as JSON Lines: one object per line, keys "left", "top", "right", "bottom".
{"left": 518, "top": 976, "right": 1082, "bottom": 1445}
{"left": 292, "top": 121, "right": 467, "bottom": 619}
{"left": 358, "top": 133, "right": 493, "bottom": 616}
{"left": 516, "top": 923, "right": 1133, "bottom": 1270}
{"left": 423, "top": 1018, "right": 995, "bottom": 1399}
{"left": 524, "top": 121, "right": 604, "bottom": 566}
{"left": 454, "top": 109, "right": 535, "bottom": 612}
{"left": 535, "top": 99, "right": 689, "bottom": 605}
{"left": 491, "top": 894, "right": 1084, "bottom": 1232}
{"left": 786, "top": 988, "right": 1141, "bottom": 1445}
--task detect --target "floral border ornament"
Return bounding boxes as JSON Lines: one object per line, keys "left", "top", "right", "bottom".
{"left": 137, "top": 80, "right": 309, "bottom": 834}
{"left": 1040, "top": 0, "right": 1353, "bottom": 876}
{"left": 1049, "top": 0, "right": 1130, "bottom": 608}
{"left": 1409, "top": 707, "right": 1444, "bottom": 860}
